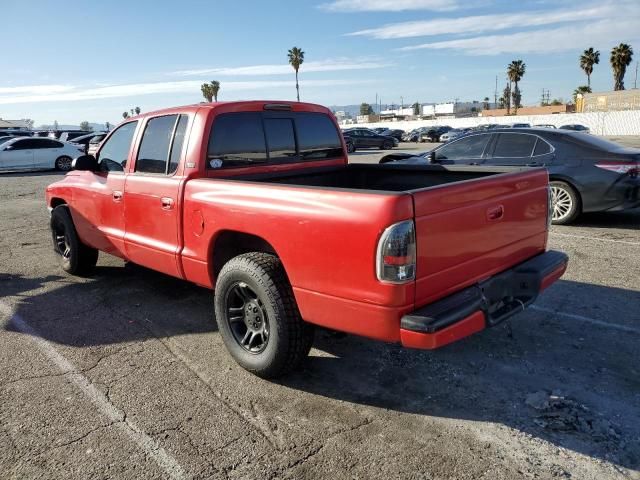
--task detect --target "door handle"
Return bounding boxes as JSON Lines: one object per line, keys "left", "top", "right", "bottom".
{"left": 112, "top": 190, "right": 123, "bottom": 202}
{"left": 161, "top": 197, "right": 174, "bottom": 210}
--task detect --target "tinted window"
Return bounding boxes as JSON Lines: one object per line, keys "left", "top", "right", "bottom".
{"left": 296, "top": 113, "right": 342, "bottom": 159}
{"left": 208, "top": 113, "right": 267, "bottom": 168}
{"left": 37, "top": 139, "right": 62, "bottom": 149}
{"left": 169, "top": 115, "right": 189, "bottom": 174}
{"left": 98, "top": 121, "right": 138, "bottom": 172}
{"left": 89, "top": 134, "right": 106, "bottom": 144}
{"left": 11, "top": 139, "right": 34, "bottom": 150}
{"left": 493, "top": 133, "right": 536, "bottom": 157}
{"left": 533, "top": 138, "right": 552, "bottom": 156}
{"left": 136, "top": 115, "right": 178, "bottom": 174}
{"left": 264, "top": 118, "right": 296, "bottom": 161}
{"left": 435, "top": 134, "right": 491, "bottom": 161}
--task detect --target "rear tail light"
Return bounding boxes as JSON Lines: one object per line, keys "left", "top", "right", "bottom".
{"left": 377, "top": 220, "right": 416, "bottom": 283}
{"left": 595, "top": 161, "right": 639, "bottom": 177}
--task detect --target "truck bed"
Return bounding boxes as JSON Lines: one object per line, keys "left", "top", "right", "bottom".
{"left": 236, "top": 163, "right": 528, "bottom": 193}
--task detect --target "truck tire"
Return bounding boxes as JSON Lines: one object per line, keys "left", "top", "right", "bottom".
{"left": 549, "top": 181, "right": 580, "bottom": 225}
{"left": 50, "top": 205, "right": 99, "bottom": 275}
{"left": 214, "top": 252, "right": 314, "bottom": 378}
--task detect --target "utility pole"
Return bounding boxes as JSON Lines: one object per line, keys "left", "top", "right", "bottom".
{"left": 400, "top": 96, "right": 403, "bottom": 111}
{"left": 494, "top": 75, "right": 498, "bottom": 109}
{"left": 634, "top": 61, "right": 638, "bottom": 89}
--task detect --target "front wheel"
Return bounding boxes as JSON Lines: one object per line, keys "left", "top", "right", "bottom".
{"left": 55, "top": 156, "right": 73, "bottom": 172}
{"left": 381, "top": 140, "right": 393, "bottom": 150}
{"left": 550, "top": 181, "right": 580, "bottom": 225}
{"left": 50, "top": 206, "right": 99, "bottom": 274}
{"left": 346, "top": 142, "right": 356, "bottom": 153}
{"left": 214, "top": 252, "right": 314, "bottom": 378}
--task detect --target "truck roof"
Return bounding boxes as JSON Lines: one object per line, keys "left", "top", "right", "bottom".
{"left": 124, "top": 101, "right": 334, "bottom": 121}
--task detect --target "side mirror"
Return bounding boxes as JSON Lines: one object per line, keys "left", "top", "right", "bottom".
{"left": 428, "top": 150, "right": 437, "bottom": 163}
{"left": 72, "top": 154, "right": 98, "bottom": 171}
{"left": 3, "top": 145, "right": 14, "bottom": 151}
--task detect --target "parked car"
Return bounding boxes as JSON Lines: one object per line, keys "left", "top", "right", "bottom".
{"left": 342, "top": 128, "right": 397, "bottom": 151}
{"left": 379, "top": 129, "right": 405, "bottom": 141}
{"left": 559, "top": 124, "right": 590, "bottom": 133}
{"left": 0, "top": 137, "right": 84, "bottom": 171}
{"left": 508, "top": 123, "right": 531, "bottom": 128}
{"left": 534, "top": 124, "right": 557, "bottom": 129}
{"left": 439, "top": 128, "right": 470, "bottom": 143}
{"left": 70, "top": 132, "right": 107, "bottom": 153}
{"left": 379, "top": 128, "right": 640, "bottom": 224}
{"left": 47, "top": 129, "right": 87, "bottom": 140}
{"left": 420, "top": 126, "right": 452, "bottom": 143}
{"left": 0, "top": 129, "right": 33, "bottom": 137}
{"left": 87, "top": 133, "right": 108, "bottom": 156}
{"left": 45, "top": 100, "right": 566, "bottom": 377}
{"left": 0, "top": 134, "right": 22, "bottom": 145}
{"left": 403, "top": 127, "right": 428, "bottom": 142}
{"left": 372, "top": 127, "right": 388, "bottom": 134}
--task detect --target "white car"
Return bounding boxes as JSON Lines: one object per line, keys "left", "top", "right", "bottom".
{"left": 0, "top": 137, "right": 84, "bottom": 172}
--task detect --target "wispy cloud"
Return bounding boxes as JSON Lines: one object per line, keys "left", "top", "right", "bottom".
{"left": 0, "top": 79, "right": 371, "bottom": 105}
{"left": 318, "top": 0, "right": 463, "bottom": 12}
{"left": 347, "top": 5, "right": 609, "bottom": 39}
{"left": 397, "top": 17, "right": 640, "bottom": 55}
{"left": 170, "top": 58, "right": 390, "bottom": 77}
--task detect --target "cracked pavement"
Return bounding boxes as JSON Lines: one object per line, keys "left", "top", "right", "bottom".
{"left": 1, "top": 146, "right": 639, "bottom": 479}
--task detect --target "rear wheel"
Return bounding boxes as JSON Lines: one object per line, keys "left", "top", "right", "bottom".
{"left": 381, "top": 140, "right": 393, "bottom": 150}
{"left": 214, "top": 252, "right": 314, "bottom": 378}
{"left": 346, "top": 142, "right": 356, "bottom": 153}
{"left": 550, "top": 181, "right": 580, "bottom": 225}
{"left": 55, "top": 156, "right": 73, "bottom": 172}
{"left": 50, "top": 206, "right": 99, "bottom": 274}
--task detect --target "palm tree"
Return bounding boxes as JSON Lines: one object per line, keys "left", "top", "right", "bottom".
{"left": 134, "top": 106, "right": 141, "bottom": 115}
{"left": 122, "top": 112, "right": 129, "bottom": 119}
{"left": 201, "top": 83, "right": 213, "bottom": 102}
{"left": 573, "top": 85, "right": 592, "bottom": 102}
{"left": 507, "top": 60, "right": 527, "bottom": 115}
{"left": 610, "top": 43, "right": 634, "bottom": 90}
{"left": 287, "top": 47, "right": 305, "bottom": 101}
{"left": 507, "top": 60, "right": 526, "bottom": 114}
{"left": 483, "top": 97, "right": 490, "bottom": 110}
{"left": 580, "top": 48, "right": 600, "bottom": 88}
{"left": 211, "top": 81, "right": 220, "bottom": 101}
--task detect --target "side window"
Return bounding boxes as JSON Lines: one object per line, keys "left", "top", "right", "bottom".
{"left": 168, "top": 115, "right": 189, "bottom": 174}
{"left": 11, "top": 139, "right": 31, "bottom": 150}
{"left": 296, "top": 113, "right": 342, "bottom": 159}
{"left": 136, "top": 115, "right": 179, "bottom": 174}
{"left": 533, "top": 137, "right": 552, "bottom": 156}
{"left": 435, "top": 134, "right": 490, "bottom": 161}
{"left": 97, "top": 121, "right": 138, "bottom": 172}
{"left": 207, "top": 113, "right": 267, "bottom": 168}
{"left": 493, "top": 133, "right": 537, "bottom": 157}
{"left": 264, "top": 118, "right": 296, "bottom": 161}
{"left": 39, "top": 139, "right": 62, "bottom": 148}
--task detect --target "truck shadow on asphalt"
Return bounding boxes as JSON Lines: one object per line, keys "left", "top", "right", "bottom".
{"left": 570, "top": 209, "right": 640, "bottom": 230}
{"left": 4, "top": 268, "right": 639, "bottom": 471}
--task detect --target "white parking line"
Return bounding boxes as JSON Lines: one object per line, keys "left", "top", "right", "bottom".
{"left": 550, "top": 231, "right": 640, "bottom": 246}
{"left": 531, "top": 305, "right": 640, "bottom": 335}
{"left": 0, "top": 302, "right": 188, "bottom": 480}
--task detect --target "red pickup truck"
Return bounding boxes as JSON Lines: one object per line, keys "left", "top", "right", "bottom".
{"left": 46, "top": 101, "right": 567, "bottom": 377}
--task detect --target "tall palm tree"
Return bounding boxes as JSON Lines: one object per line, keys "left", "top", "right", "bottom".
{"left": 134, "top": 106, "right": 141, "bottom": 115}
{"left": 507, "top": 60, "right": 526, "bottom": 114}
{"left": 211, "top": 81, "right": 220, "bottom": 101}
{"left": 201, "top": 83, "right": 213, "bottom": 102}
{"left": 483, "top": 97, "right": 490, "bottom": 110}
{"left": 287, "top": 47, "right": 305, "bottom": 101}
{"left": 610, "top": 43, "right": 634, "bottom": 91}
{"left": 580, "top": 48, "right": 600, "bottom": 88}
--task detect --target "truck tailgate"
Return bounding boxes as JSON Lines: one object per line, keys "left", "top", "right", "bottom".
{"left": 411, "top": 168, "right": 549, "bottom": 307}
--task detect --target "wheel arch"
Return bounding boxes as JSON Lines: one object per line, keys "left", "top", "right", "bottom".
{"left": 210, "top": 230, "right": 280, "bottom": 283}
{"left": 50, "top": 197, "right": 68, "bottom": 209}
{"left": 548, "top": 175, "right": 583, "bottom": 210}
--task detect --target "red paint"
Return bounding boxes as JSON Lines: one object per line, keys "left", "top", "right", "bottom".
{"left": 45, "top": 100, "right": 566, "bottom": 350}
{"left": 400, "top": 311, "right": 486, "bottom": 349}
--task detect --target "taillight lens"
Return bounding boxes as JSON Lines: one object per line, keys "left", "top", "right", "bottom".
{"left": 377, "top": 220, "right": 416, "bottom": 283}
{"left": 595, "top": 161, "right": 639, "bottom": 177}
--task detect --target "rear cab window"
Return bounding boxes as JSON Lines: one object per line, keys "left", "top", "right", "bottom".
{"left": 207, "top": 111, "right": 342, "bottom": 169}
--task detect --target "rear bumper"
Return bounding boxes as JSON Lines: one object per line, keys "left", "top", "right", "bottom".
{"left": 400, "top": 250, "right": 568, "bottom": 349}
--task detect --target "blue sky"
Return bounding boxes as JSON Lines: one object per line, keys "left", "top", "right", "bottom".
{"left": 2, "top": 0, "right": 639, "bottom": 126}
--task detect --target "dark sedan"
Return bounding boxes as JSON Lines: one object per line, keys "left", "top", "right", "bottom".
{"left": 379, "top": 128, "right": 405, "bottom": 141}
{"left": 380, "top": 128, "right": 640, "bottom": 224}
{"left": 342, "top": 128, "right": 397, "bottom": 152}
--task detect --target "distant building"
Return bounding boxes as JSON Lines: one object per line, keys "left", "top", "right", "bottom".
{"left": 0, "top": 119, "right": 24, "bottom": 130}
{"left": 577, "top": 89, "right": 640, "bottom": 113}
{"left": 482, "top": 104, "right": 574, "bottom": 117}
{"left": 422, "top": 101, "right": 482, "bottom": 118}
{"left": 379, "top": 107, "right": 414, "bottom": 121}
{"left": 4, "top": 119, "right": 31, "bottom": 129}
